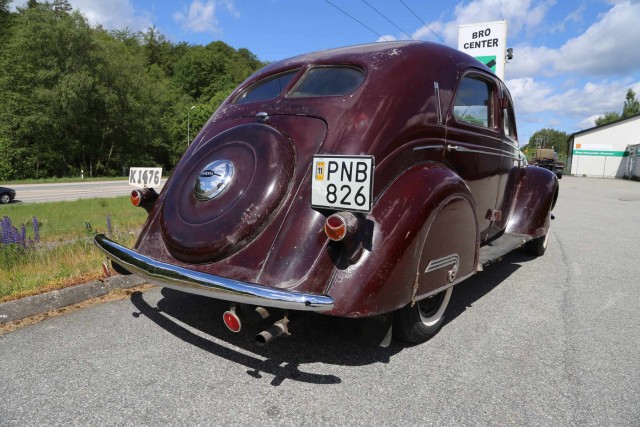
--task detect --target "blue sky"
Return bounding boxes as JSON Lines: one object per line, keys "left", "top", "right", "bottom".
{"left": 10, "top": 0, "right": 640, "bottom": 145}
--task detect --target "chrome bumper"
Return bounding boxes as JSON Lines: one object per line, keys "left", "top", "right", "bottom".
{"left": 94, "top": 234, "right": 334, "bottom": 312}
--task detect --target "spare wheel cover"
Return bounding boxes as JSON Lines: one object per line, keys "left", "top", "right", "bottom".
{"left": 160, "top": 124, "right": 295, "bottom": 263}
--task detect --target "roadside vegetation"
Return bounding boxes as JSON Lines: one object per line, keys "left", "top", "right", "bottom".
{"left": 0, "top": 0, "right": 265, "bottom": 181}
{"left": 0, "top": 196, "right": 146, "bottom": 302}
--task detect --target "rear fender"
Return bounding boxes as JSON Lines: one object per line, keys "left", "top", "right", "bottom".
{"left": 506, "top": 166, "right": 559, "bottom": 238}
{"left": 326, "top": 162, "right": 478, "bottom": 317}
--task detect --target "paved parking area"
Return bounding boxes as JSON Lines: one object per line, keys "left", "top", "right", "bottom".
{"left": 1, "top": 176, "right": 639, "bottom": 426}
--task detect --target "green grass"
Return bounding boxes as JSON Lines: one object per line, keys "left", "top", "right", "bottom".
{"left": 0, "top": 196, "right": 148, "bottom": 301}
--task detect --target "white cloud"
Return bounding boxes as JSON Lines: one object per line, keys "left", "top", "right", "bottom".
{"left": 68, "top": 0, "right": 152, "bottom": 30}
{"left": 579, "top": 114, "right": 603, "bottom": 128}
{"left": 507, "top": 77, "right": 640, "bottom": 118}
{"left": 509, "top": 1, "right": 640, "bottom": 78}
{"left": 506, "top": 77, "right": 554, "bottom": 114}
{"left": 412, "top": 0, "right": 554, "bottom": 45}
{"left": 553, "top": 1, "right": 640, "bottom": 76}
{"left": 173, "top": 0, "right": 239, "bottom": 34}
{"left": 412, "top": 1, "right": 640, "bottom": 80}
{"left": 412, "top": 20, "right": 446, "bottom": 42}
{"left": 376, "top": 35, "right": 398, "bottom": 42}
{"left": 219, "top": 0, "right": 240, "bottom": 18}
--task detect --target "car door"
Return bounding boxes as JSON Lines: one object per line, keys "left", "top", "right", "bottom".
{"left": 444, "top": 72, "right": 503, "bottom": 242}
{"left": 487, "top": 83, "right": 523, "bottom": 236}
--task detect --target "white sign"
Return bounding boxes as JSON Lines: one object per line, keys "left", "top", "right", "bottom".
{"left": 458, "top": 20, "right": 508, "bottom": 80}
{"left": 311, "top": 155, "right": 374, "bottom": 212}
{"left": 128, "top": 167, "right": 162, "bottom": 188}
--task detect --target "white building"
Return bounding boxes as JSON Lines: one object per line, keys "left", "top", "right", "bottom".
{"left": 568, "top": 114, "right": 640, "bottom": 179}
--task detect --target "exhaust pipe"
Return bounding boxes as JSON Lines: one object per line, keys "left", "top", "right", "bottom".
{"left": 255, "top": 318, "right": 290, "bottom": 346}
{"left": 223, "top": 305, "right": 273, "bottom": 333}
{"left": 238, "top": 305, "right": 271, "bottom": 325}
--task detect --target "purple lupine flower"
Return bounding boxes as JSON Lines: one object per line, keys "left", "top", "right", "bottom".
{"left": 9, "top": 220, "right": 19, "bottom": 244}
{"left": 106, "top": 214, "right": 112, "bottom": 237}
{"left": 32, "top": 216, "right": 40, "bottom": 243}
{"left": 1, "top": 216, "right": 14, "bottom": 245}
{"left": 0, "top": 217, "right": 8, "bottom": 245}
{"left": 20, "top": 223, "right": 27, "bottom": 247}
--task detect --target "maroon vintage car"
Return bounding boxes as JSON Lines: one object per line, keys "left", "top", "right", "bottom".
{"left": 95, "top": 41, "right": 558, "bottom": 345}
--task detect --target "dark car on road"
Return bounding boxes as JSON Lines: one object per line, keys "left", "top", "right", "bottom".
{"left": 96, "top": 41, "right": 559, "bottom": 345}
{"left": 0, "top": 186, "right": 16, "bottom": 204}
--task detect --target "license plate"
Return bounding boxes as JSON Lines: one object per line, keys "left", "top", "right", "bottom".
{"left": 128, "top": 167, "right": 163, "bottom": 188}
{"left": 311, "top": 155, "right": 374, "bottom": 212}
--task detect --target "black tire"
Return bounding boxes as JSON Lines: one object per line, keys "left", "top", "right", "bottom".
{"left": 556, "top": 172, "right": 563, "bottom": 179}
{"left": 525, "top": 233, "right": 548, "bottom": 256}
{"left": 393, "top": 287, "right": 453, "bottom": 344}
{"left": 0, "top": 193, "right": 10, "bottom": 204}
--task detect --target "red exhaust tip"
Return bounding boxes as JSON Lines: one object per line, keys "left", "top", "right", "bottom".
{"left": 223, "top": 310, "right": 242, "bottom": 333}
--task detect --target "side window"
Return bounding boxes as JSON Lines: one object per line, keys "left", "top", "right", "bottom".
{"left": 453, "top": 77, "right": 494, "bottom": 128}
{"left": 503, "top": 101, "right": 517, "bottom": 140}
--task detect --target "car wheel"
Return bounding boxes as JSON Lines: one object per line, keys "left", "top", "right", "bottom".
{"left": 556, "top": 172, "right": 563, "bottom": 179}
{"left": 393, "top": 287, "right": 453, "bottom": 344}
{"left": 0, "top": 193, "right": 10, "bottom": 204}
{"left": 525, "top": 232, "right": 548, "bottom": 256}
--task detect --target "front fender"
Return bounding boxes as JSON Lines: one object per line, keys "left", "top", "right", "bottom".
{"left": 506, "top": 166, "right": 559, "bottom": 238}
{"left": 326, "top": 162, "right": 476, "bottom": 317}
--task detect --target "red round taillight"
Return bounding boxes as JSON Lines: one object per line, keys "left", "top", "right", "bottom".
{"left": 130, "top": 190, "right": 141, "bottom": 207}
{"left": 324, "top": 214, "right": 347, "bottom": 241}
{"left": 223, "top": 310, "right": 242, "bottom": 333}
{"left": 130, "top": 188, "right": 158, "bottom": 213}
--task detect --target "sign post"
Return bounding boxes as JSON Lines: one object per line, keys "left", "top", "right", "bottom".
{"left": 458, "top": 20, "right": 508, "bottom": 80}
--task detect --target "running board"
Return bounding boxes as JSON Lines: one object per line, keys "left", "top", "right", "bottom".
{"left": 478, "top": 233, "right": 531, "bottom": 268}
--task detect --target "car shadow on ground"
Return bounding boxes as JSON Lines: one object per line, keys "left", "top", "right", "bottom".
{"left": 128, "top": 248, "right": 538, "bottom": 386}
{"left": 444, "top": 250, "right": 535, "bottom": 327}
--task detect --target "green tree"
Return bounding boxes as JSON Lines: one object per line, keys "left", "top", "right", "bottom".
{"left": 595, "top": 111, "right": 621, "bottom": 127}
{"left": 173, "top": 41, "right": 264, "bottom": 102}
{"left": 522, "top": 128, "right": 570, "bottom": 162}
{"left": 53, "top": 0, "right": 72, "bottom": 13}
{"left": 622, "top": 88, "right": 640, "bottom": 118}
{"left": 0, "top": 4, "right": 265, "bottom": 179}
{"left": 0, "top": 0, "right": 13, "bottom": 41}
{"left": 595, "top": 88, "right": 640, "bottom": 127}
{"left": 0, "top": 4, "right": 98, "bottom": 178}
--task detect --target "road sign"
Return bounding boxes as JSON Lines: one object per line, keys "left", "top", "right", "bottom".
{"left": 458, "top": 20, "right": 508, "bottom": 80}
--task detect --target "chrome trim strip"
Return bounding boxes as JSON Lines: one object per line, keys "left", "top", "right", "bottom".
{"left": 94, "top": 234, "right": 334, "bottom": 312}
{"left": 447, "top": 144, "right": 521, "bottom": 160}
{"left": 413, "top": 145, "right": 443, "bottom": 151}
{"left": 425, "top": 254, "right": 459, "bottom": 273}
{"left": 447, "top": 144, "right": 503, "bottom": 158}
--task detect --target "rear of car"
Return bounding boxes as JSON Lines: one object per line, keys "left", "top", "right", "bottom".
{"left": 95, "top": 41, "right": 558, "bottom": 345}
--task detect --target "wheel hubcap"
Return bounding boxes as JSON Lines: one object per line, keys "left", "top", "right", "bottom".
{"left": 418, "top": 287, "right": 453, "bottom": 327}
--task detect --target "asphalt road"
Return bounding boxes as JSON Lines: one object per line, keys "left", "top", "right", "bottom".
{"left": 7, "top": 180, "right": 165, "bottom": 203}
{"left": 1, "top": 176, "right": 639, "bottom": 426}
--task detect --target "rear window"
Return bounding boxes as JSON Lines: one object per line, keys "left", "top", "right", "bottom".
{"left": 234, "top": 69, "right": 299, "bottom": 105}
{"left": 288, "top": 66, "right": 365, "bottom": 98}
